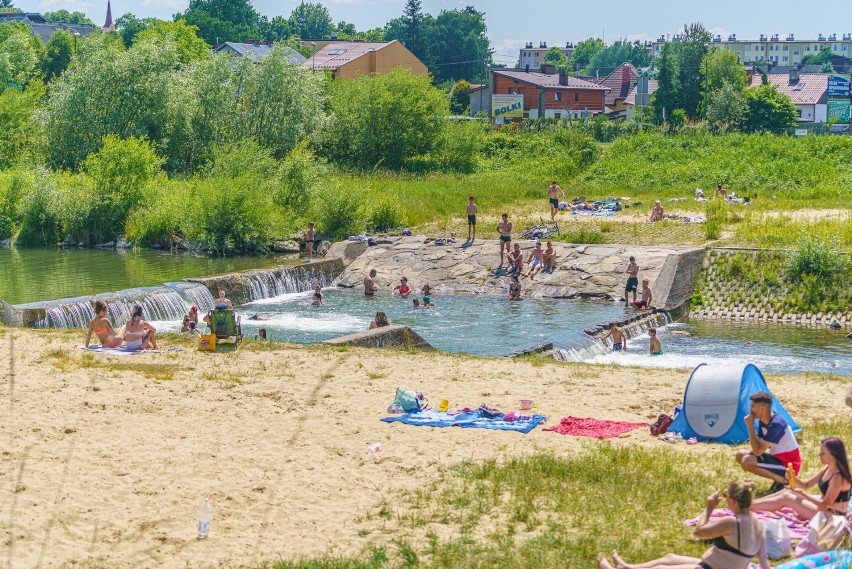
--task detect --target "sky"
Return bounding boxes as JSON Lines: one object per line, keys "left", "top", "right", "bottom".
{"left": 21, "top": 0, "right": 852, "bottom": 65}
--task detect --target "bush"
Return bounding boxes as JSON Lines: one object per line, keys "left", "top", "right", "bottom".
{"left": 704, "top": 220, "right": 721, "bottom": 240}
{"left": 15, "top": 168, "right": 63, "bottom": 246}
{"left": 787, "top": 235, "right": 850, "bottom": 284}
{"left": 558, "top": 228, "right": 606, "bottom": 244}
{"left": 317, "top": 188, "right": 365, "bottom": 240}
{"left": 0, "top": 171, "right": 23, "bottom": 239}
{"left": 369, "top": 202, "right": 403, "bottom": 232}
{"left": 275, "top": 141, "right": 323, "bottom": 212}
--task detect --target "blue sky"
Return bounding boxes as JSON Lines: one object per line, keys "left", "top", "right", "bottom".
{"left": 23, "top": 0, "right": 852, "bottom": 65}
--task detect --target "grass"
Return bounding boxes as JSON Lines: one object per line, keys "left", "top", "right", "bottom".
{"left": 271, "top": 418, "right": 852, "bottom": 569}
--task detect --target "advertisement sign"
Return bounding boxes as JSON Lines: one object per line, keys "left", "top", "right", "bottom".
{"left": 827, "top": 100, "right": 851, "bottom": 123}
{"left": 491, "top": 94, "right": 524, "bottom": 119}
{"left": 794, "top": 128, "right": 808, "bottom": 137}
{"left": 827, "top": 75, "right": 851, "bottom": 98}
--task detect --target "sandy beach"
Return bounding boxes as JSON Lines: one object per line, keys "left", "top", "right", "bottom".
{"left": 0, "top": 329, "right": 848, "bottom": 568}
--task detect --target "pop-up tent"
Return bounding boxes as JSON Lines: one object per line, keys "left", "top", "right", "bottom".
{"left": 669, "top": 363, "right": 801, "bottom": 444}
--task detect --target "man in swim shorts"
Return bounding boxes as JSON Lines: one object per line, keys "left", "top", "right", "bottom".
{"left": 633, "top": 278, "right": 652, "bottom": 310}
{"left": 525, "top": 241, "right": 544, "bottom": 279}
{"left": 216, "top": 289, "right": 233, "bottom": 310}
{"left": 542, "top": 241, "right": 557, "bottom": 273}
{"left": 600, "top": 323, "right": 627, "bottom": 351}
{"left": 735, "top": 391, "right": 802, "bottom": 492}
{"left": 364, "top": 269, "right": 379, "bottom": 296}
{"left": 466, "top": 196, "right": 477, "bottom": 241}
{"left": 507, "top": 243, "right": 523, "bottom": 276}
{"left": 304, "top": 222, "right": 316, "bottom": 261}
{"left": 547, "top": 181, "right": 564, "bottom": 223}
{"left": 624, "top": 256, "right": 639, "bottom": 306}
{"left": 497, "top": 213, "right": 512, "bottom": 266}
{"left": 648, "top": 328, "right": 662, "bottom": 355}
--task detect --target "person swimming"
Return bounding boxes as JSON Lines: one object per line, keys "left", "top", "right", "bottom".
{"left": 311, "top": 284, "right": 324, "bottom": 306}
{"left": 649, "top": 328, "right": 662, "bottom": 355}
{"left": 393, "top": 277, "right": 412, "bottom": 298}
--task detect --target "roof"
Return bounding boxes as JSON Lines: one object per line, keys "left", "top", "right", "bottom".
{"left": 302, "top": 41, "right": 397, "bottom": 71}
{"left": 748, "top": 73, "right": 829, "bottom": 105}
{"left": 492, "top": 69, "right": 609, "bottom": 91}
{"left": 0, "top": 13, "right": 95, "bottom": 43}
{"left": 624, "top": 79, "right": 659, "bottom": 106}
{"left": 214, "top": 43, "right": 307, "bottom": 65}
{"left": 595, "top": 63, "right": 638, "bottom": 106}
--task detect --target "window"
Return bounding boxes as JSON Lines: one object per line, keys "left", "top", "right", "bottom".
{"left": 508, "top": 87, "right": 515, "bottom": 94}
{"left": 783, "top": 45, "right": 788, "bottom": 51}
{"left": 554, "top": 112, "right": 562, "bottom": 119}
{"left": 574, "top": 92, "right": 579, "bottom": 102}
{"left": 805, "top": 45, "right": 811, "bottom": 51}
{"left": 796, "top": 109, "right": 802, "bottom": 118}
{"left": 793, "top": 51, "right": 799, "bottom": 55}
{"left": 328, "top": 49, "right": 347, "bottom": 55}
{"left": 844, "top": 45, "right": 848, "bottom": 51}
{"left": 554, "top": 92, "right": 561, "bottom": 101}
{"left": 782, "top": 56, "right": 788, "bottom": 62}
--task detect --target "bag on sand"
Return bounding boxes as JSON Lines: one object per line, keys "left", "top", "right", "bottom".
{"left": 795, "top": 511, "right": 852, "bottom": 556}
{"left": 650, "top": 414, "right": 673, "bottom": 436}
{"left": 764, "top": 517, "right": 792, "bottom": 559}
{"left": 393, "top": 388, "right": 427, "bottom": 412}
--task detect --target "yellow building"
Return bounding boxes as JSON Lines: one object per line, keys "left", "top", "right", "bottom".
{"left": 302, "top": 40, "right": 428, "bottom": 79}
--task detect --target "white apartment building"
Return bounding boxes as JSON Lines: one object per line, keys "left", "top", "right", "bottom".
{"left": 651, "top": 33, "right": 852, "bottom": 65}
{"left": 518, "top": 42, "right": 575, "bottom": 70}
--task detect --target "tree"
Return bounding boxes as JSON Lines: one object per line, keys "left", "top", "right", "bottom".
{"left": 705, "top": 81, "right": 748, "bottom": 132}
{"left": 544, "top": 46, "right": 568, "bottom": 70}
{"left": 403, "top": 0, "right": 423, "bottom": 57}
{"left": 677, "top": 22, "right": 710, "bottom": 118}
{"left": 427, "top": 6, "right": 489, "bottom": 83}
{"left": 42, "top": 29, "right": 74, "bottom": 82}
{"left": 288, "top": 2, "right": 332, "bottom": 39}
{"left": 176, "top": 0, "right": 263, "bottom": 44}
{"left": 334, "top": 21, "right": 356, "bottom": 38}
{"left": 745, "top": 84, "right": 797, "bottom": 133}
{"left": 449, "top": 78, "right": 471, "bottom": 114}
{"left": 568, "top": 37, "right": 605, "bottom": 74}
{"left": 115, "top": 13, "right": 157, "bottom": 47}
{"left": 0, "top": 22, "right": 45, "bottom": 91}
{"left": 322, "top": 67, "right": 449, "bottom": 170}
{"left": 264, "top": 16, "right": 291, "bottom": 41}
{"left": 0, "top": 81, "right": 44, "bottom": 168}
{"left": 702, "top": 48, "right": 747, "bottom": 95}
{"left": 586, "top": 40, "right": 652, "bottom": 78}
{"left": 801, "top": 45, "right": 833, "bottom": 65}
{"left": 652, "top": 42, "right": 679, "bottom": 122}
{"left": 135, "top": 19, "right": 209, "bottom": 63}
{"left": 43, "top": 10, "right": 95, "bottom": 25}
{"left": 0, "top": 1, "right": 17, "bottom": 8}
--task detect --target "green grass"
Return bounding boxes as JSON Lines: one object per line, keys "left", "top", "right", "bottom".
{"left": 270, "top": 418, "right": 852, "bottom": 569}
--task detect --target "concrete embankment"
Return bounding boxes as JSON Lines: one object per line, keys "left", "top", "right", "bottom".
{"left": 321, "top": 325, "right": 432, "bottom": 350}
{"left": 329, "top": 236, "right": 704, "bottom": 311}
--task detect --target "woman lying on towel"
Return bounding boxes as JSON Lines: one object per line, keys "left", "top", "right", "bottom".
{"left": 597, "top": 480, "right": 771, "bottom": 569}
{"left": 750, "top": 437, "right": 850, "bottom": 519}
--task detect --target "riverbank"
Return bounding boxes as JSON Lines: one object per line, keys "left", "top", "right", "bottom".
{"left": 1, "top": 328, "right": 848, "bottom": 568}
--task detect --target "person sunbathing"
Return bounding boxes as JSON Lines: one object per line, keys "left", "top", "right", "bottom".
{"left": 649, "top": 200, "right": 664, "bottom": 222}
{"left": 122, "top": 305, "right": 157, "bottom": 351}
{"left": 750, "top": 437, "right": 850, "bottom": 519}
{"left": 598, "top": 480, "right": 771, "bottom": 569}
{"left": 85, "top": 300, "right": 122, "bottom": 348}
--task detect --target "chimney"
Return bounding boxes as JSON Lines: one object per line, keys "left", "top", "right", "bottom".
{"left": 541, "top": 63, "right": 556, "bottom": 75}
{"left": 789, "top": 65, "right": 799, "bottom": 84}
{"left": 559, "top": 70, "right": 570, "bottom": 86}
{"left": 621, "top": 64, "right": 631, "bottom": 87}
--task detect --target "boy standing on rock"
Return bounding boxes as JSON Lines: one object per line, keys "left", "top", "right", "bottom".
{"left": 497, "top": 213, "right": 512, "bottom": 266}
{"left": 466, "top": 196, "right": 478, "bottom": 241}
{"left": 624, "top": 256, "right": 639, "bottom": 306}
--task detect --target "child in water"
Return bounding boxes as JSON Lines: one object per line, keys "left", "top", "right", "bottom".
{"left": 649, "top": 328, "right": 662, "bottom": 355}
{"left": 421, "top": 284, "right": 434, "bottom": 307}
{"left": 311, "top": 284, "right": 324, "bottom": 306}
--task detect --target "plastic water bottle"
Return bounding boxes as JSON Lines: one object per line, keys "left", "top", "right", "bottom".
{"left": 367, "top": 443, "right": 382, "bottom": 454}
{"left": 197, "top": 498, "right": 210, "bottom": 540}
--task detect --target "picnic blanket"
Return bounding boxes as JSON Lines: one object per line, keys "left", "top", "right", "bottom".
{"left": 684, "top": 507, "right": 810, "bottom": 541}
{"left": 544, "top": 416, "right": 647, "bottom": 438}
{"left": 381, "top": 409, "right": 547, "bottom": 434}
{"left": 77, "top": 345, "right": 162, "bottom": 356}
{"left": 571, "top": 210, "right": 614, "bottom": 217}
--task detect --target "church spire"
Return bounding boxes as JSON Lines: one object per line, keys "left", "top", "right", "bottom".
{"left": 103, "top": 1, "right": 115, "bottom": 32}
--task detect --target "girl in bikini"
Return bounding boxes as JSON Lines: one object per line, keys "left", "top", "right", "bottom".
{"left": 85, "top": 300, "right": 122, "bottom": 348}
{"left": 750, "top": 437, "right": 850, "bottom": 519}
{"left": 122, "top": 305, "right": 158, "bottom": 351}
{"left": 393, "top": 277, "right": 412, "bottom": 298}
{"left": 598, "top": 480, "right": 771, "bottom": 569}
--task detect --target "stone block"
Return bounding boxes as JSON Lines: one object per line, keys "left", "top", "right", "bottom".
{"left": 322, "top": 325, "right": 432, "bottom": 350}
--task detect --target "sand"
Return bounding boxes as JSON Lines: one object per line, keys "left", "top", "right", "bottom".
{"left": 0, "top": 329, "right": 848, "bottom": 568}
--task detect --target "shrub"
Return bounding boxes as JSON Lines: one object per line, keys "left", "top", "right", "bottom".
{"left": 704, "top": 220, "right": 721, "bottom": 240}
{"left": 369, "top": 202, "right": 403, "bottom": 232}
{"left": 559, "top": 228, "right": 606, "bottom": 244}
{"left": 275, "top": 141, "right": 323, "bottom": 212}
{"left": 15, "top": 168, "right": 62, "bottom": 246}
{"left": 0, "top": 171, "right": 23, "bottom": 239}
{"left": 787, "top": 235, "right": 850, "bottom": 284}
{"left": 317, "top": 188, "right": 365, "bottom": 240}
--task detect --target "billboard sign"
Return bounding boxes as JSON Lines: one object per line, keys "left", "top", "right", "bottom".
{"left": 827, "top": 75, "right": 850, "bottom": 98}
{"left": 827, "top": 100, "right": 851, "bottom": 123}
{"left": 491, "top": 94, "right": 524, "bottom": 119}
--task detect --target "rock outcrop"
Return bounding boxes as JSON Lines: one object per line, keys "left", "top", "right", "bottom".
{"left": 321, "top": 325, "right": 432, "bottom": 350}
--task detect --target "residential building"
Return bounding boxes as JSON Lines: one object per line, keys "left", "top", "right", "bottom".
{"left": 302, "top": 40, "right": 427, "bottom": 79}
{"left": 595, "top": 62, "right": 638, "bottom": 116}
{"left": 652, "top": 33, "right": 852, "bottom": 66}
{"left": 518, "top": 42, "right": 575, "bottom": 71}
{"left": 748, "top": 70, "right": 833, "bottom": 123}
{"left": 214, "top": 41, "right": 307, "bottom": 65}
{"left": 490, "top": 65, "right": 609, "bottom": 121}
{"left": 623, "top": 79, "right": 659, "bottom": 120}
{"left": 0, "top": 12, "right": 95, "bottom": 43}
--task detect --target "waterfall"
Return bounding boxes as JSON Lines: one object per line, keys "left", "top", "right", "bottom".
{"left": 166, "top": 282, "right": 215, "bottom": 312}
{"left": 244, "top": 263, "right": 340, "bottom": 301}
{"left": 36, "top": 287, "right": 194, "bottom": 329}
{"left": 553, "top": 336, "right": 610, "bottom": 362}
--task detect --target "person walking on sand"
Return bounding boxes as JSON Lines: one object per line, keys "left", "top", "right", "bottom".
{"left": 600, "top": 322, "right": 627, "bottom": 351}
{"left": 547, "top": 181, "right": 565, "bottom": 222}
{"left": 633, "top": 279, "right": 652, "bottom": 310}
{"left": 525, "top": 241, "right": 544, "bottom": 279}
{"left": 624, "top": 256, "right": 639, "bottom": 306}
{"left": 649, "top": 328, "right": 662, "bottom": 355}
{"left": 542, "top": 241, "right": 557, "bottom": 273}
{"left": 304, "top": 222, "right": 316, "bottom": 261}
{"left": 497, "top": 213, "right": 512, "bottom": 266}
{"left": 466, "top": 196, "right": 478, "bottom": 241}
{"left": 364, "top": 269, "right": 379, "bottom": 296}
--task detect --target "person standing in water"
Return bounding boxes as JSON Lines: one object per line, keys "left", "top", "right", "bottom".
{"left": 466, "top": 196, "right": 478, "bottom": 241}
{"left": 633, "top": 279, "right": 652, "bottom": 310}
{"left": 311, "top": 284, "right": 324, "bottom": 306}
{"left": 648, "top": 328, "right": 662, "bottom": 355}
{"left": 364, "top": 269, "right": 379, "bottom": 296}
{"left": 547, "top": 181, "right": 565, "bottom": 223}
{"left": 508, "top": 275, "right": 521, "bottom": 300}
{"left": 601, "top": 323, "right": 627, "bottom": 351}
{"left": 497, "top": 213, "right": 512, "bottom": 267}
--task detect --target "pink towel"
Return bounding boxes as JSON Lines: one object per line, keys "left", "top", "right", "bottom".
{"left": 684, "top": 507, "right": 810, "bottom": 540}
{"left": 544, "top": 416, "right": 647, "bottom": 438}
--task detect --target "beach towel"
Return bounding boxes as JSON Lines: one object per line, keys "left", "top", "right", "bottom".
{"left": 684, "top": 507, "right": 810, "bottom": 541}
{"left": 381, "top": 409, "right": 546, "bottom": 434}
{"left": 544, "top": 416, "right": 647, "bottom": 438}
{"left": 571, "top": 210, "right": 614, "bottom": 217}
{"left": 77, "top": 345, "right": 162, "bottom": 356}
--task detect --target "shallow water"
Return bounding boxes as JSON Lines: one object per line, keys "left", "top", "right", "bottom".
{"left": 0, "top": 248, "right": 295, "bottom": 305}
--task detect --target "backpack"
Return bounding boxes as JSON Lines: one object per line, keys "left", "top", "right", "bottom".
{"left": 393, "top": 388, "right": 427, "bottom": 412}
{"left": 650, "top": 413, "right": 673, "bottom": 436}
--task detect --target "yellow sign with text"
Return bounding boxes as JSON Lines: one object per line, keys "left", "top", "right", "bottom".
{"left": 492, "top": 94, "right": 524, "bottom": 118}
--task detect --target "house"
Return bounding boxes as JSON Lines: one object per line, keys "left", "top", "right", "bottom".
{"left": 518, "top": 42, "right": 574, "bottom": 71}
{"left": 595, "top": 63, "right": 638, "bottom": 116}
{"left": 0, "top": 12, "right": 95, "bottom": 43}
{"left": 214, "top": 42, "right": 307, "bottom": 65}
{"left": 748, "top": 70, "right": 835, "bottom": 123}
{"left": 490, "top": 65, "right": 609, "bottom": 121}
{"left": 622, "top": 79, "right": 659, "bottom": 120}
{"left": 302, "top": 40, "right": 427, "bottom": 79}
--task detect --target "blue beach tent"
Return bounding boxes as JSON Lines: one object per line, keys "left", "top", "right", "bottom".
{"left": 669, "top": 363, "right": 801, "bottom": 444}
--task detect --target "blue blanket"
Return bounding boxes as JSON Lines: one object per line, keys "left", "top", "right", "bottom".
{"left": 381, "top": 409, "right": 547, "bottom": 433}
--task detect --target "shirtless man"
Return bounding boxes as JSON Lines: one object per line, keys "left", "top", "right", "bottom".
{"left": 542, "top": 241, "right": 557, "bottom": 273}
{"left": 85, "top": 300, "right": 122, "bottom": 348}
{"left": 215, "top": 290, "right": 233, "bottom": 310}
{"left": 525, "top": 242, "right": 544, "bottom": 279}
{"left": 466, "top": 196, "right": 478, "bottom": 241}
{"left": 624, "top": 256, "right": 639, "bottom": 306}
{"left": 497, "top": 213, "right": 512, "bottom": 266}
{"left": 600, "top": 323, "right": 627, "bottom": 351}
{"left": 507, "top": 243, "right": 523, "bottom": 275}
{"left": 304, "top": 222, "right": 316, "bottom": 261}
{"left": 648, "top": 328, "right": 662, "bottom": 355}
{"left": 547, "top": 181, "right": 565, "bottom": 222}
{"left": 633, "top": 278, "right": 652, "bottom": 309}
{"left": 364, "top": 269, "right": 379, "bottom": 296}
{"left": 715, "top": 184, "right": 729, "bottom": 200}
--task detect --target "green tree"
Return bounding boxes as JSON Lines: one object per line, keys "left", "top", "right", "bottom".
{"left": 0, "top": 22, "right": 44, "bottom": 91}
{"left": 586, "top": 40, "right": 651, "bottom": 78}
{"left": 652, "top": 42, "right": 679, "bottom": 122}
{"left": 427, "top": 6, "right": 489, "bottom": 83}
{"left": 568, "top": 37, "right": 605, "bottom": 74}
{"left": 176, "top": 0, "right": 263, "bottom": 44}
{"left": 115, "top": 13, "right": 155, "bottom": 47}
{"left": 544, "top": 46, "right": 568, "bottom": 70}
{"left": 264, "top": 16, "right": 292, "bottom": 40}
{"left": 677, "top": 22, "right": 710, "bottom": 118}
{"left": 288, "top": 2, "right": 332, "bottom": 39}
{"left": 322, "top": 67, "right": 449, "bottom": 170}
{"left": 702, "top": 48, "right": 747, "bottom": 95}
{"left": 801, "top": 45, "right": 833, "bottom": 65}
{"left": 334, "top": 21, "right": 356, "bottom": 38}
{"left": 0, "top": 1, "right": 17, "bottom": 9}
{"left": 0, "top": 81, "right": 44, "bottom": 168}
{"left": 42, "top": 29, "right": 74, "bottom": 82}
{"left": 449, "top": 78, "right": 471, "bottom": 114}
{"left": 745, "top": 84, "right": 797, "bottom": 133}
{"left": 43, "top": 10, "right": 95, "bottom": 25}
{"left": 403, "top": 0, "right": 424, "bottom": 58}
{"left": 135, "top": 19, "right": 209, "bottom": 63}
{"left": 705, "top": 81, "right": 748, "bottom": 132}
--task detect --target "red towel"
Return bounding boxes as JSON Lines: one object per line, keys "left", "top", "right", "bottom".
{"left": 544, "top": 416, "right": 647, "bottom": 438}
